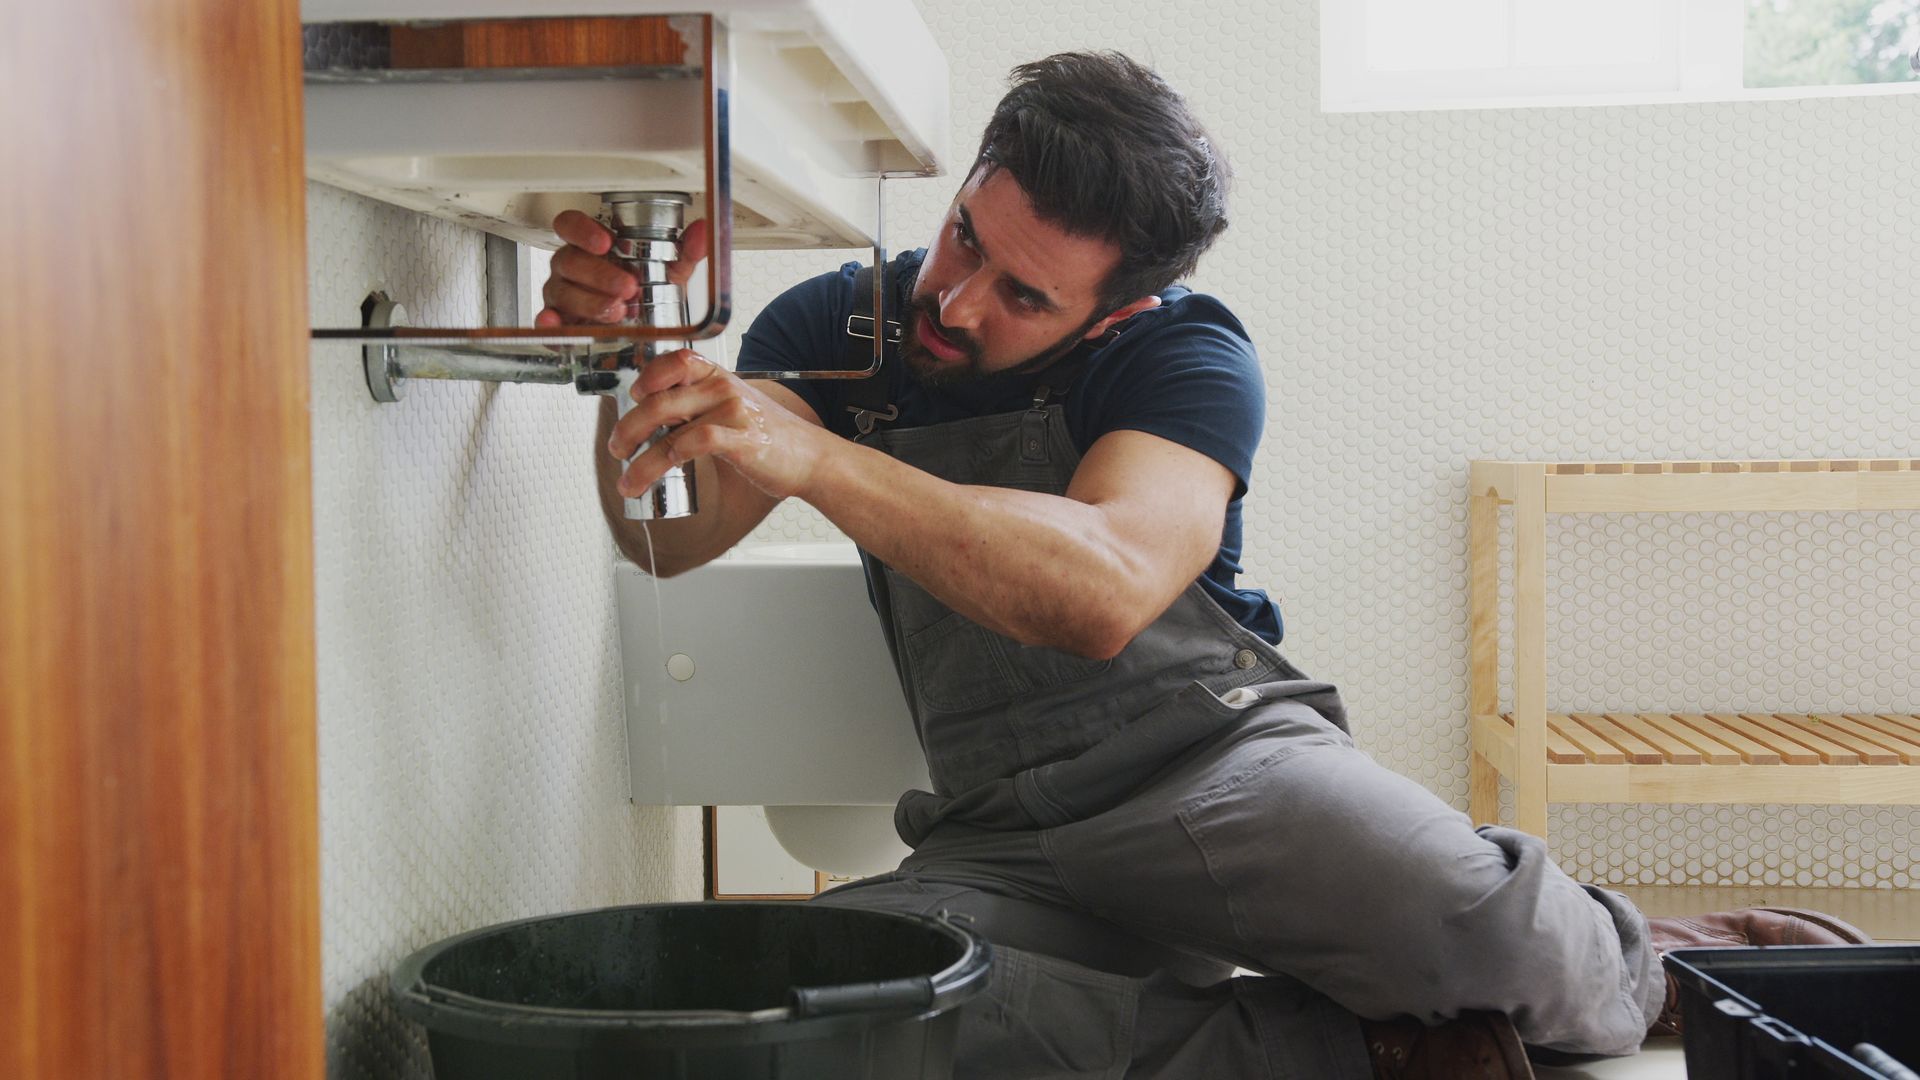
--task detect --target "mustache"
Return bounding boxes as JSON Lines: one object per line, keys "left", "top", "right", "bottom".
{"left": 907, "top": 296, "right": 982, "bottom": 361}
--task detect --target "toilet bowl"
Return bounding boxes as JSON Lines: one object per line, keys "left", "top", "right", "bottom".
{"left": 615, "top": 541, "right": 924, "bottom": 876}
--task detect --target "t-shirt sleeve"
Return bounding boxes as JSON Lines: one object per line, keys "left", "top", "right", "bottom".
{"left": 732, "top": 263, "right": 859, "bottom": 425}
{"left": 1080, "top": 302, "right": 1267, "bottom": 500}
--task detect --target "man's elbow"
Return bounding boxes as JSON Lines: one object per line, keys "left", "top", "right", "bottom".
{"left": 1051, "top": 610, "right": 1148, "bottom": 662}
{"left": 1080, "top": 586, "right": 1188, "bottom": 659}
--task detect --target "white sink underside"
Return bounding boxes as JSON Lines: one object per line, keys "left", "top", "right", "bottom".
{"left": 302, "top": 0, "right": 948, "bottom": 249}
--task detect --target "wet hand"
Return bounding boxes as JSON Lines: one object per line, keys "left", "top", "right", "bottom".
{"left": 608, "top": 348, "right": 827, "bottom": 501}
{"left": 535, "top": 212, "right": 711, "bottom": 328}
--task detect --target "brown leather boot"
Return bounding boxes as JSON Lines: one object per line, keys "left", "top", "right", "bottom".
{"left": 1362, "top": 1010, "right": 1534, "bottom": 1079}
{"left": 1646, "top": 907, "right": 1872, "bottom": 1036}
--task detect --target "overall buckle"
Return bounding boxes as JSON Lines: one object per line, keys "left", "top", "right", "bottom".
{"left": 850, "top": 403, "right": 900, "bottom": 436}
{"left": 845, "top": 314, "right": 902, "bottom": 343}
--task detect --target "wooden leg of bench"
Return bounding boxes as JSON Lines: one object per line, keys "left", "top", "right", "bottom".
{"left": 1512, "top": 465, "right": 1550, "bottom": 841}
{"left": 1469, "top": 751, "right": 1500, "bottom": 827}
{"left": 1468, "top": 486, "right": 1501, "bottom": 827}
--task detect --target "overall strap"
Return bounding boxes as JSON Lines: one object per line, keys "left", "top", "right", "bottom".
{"left": 1019, "top": 341, "right": 1097, "bottom": 464}
{"left": 844, "top": 263, "right": 902, "bottom": 436}
{"left": 1031, "top": 317, "right": 1129, "bottom": 406}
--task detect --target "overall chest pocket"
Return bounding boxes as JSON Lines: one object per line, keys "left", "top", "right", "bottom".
{"left": 885, "top": 567, "right": 1112, "bottom": 714}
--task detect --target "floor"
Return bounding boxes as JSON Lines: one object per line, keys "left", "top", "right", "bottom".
{"left": 1536, "top": 1040, "right": 1686, "bottom": 1079}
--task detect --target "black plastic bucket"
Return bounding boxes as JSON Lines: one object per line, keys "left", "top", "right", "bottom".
{"left": 391, "top": 901, "right": 993, "bottom": 1080}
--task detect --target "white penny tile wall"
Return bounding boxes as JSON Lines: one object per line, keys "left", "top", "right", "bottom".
{"left": 307, "top": 183, "right": 703, "bottom": 1079}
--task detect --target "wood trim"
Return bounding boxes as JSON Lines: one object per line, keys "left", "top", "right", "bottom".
{"left": 1551, "top": 764, "right": 1920, "bottom": 805}
{"left": 1496, "top": 458, "right": 1919, "bottom": 476}
{"left": 703, "top": 808, "right": 821, "bottom": 902}
{"left": 1468, "top": 460, "right": 1522, "bottom": 503}
{"left": 1548, "top": 470, "right": 1920, "bottom": 514}
{"left": 1, "top": 3, "right": 319, "bottom": 1078}
{"left": 1475, "top": 459, "right": 1920, "bottom": 512}
{"left": 390, "top": 16, "right": 687, "bottom": 69}
{"left": 1472, "top": 714, "right": 1517, "bottom": 777}
{"left": 1510, "top": 464, "right": 1550, "bottom": 836}
{"left": 1466, "top": 485, "right": 1501, "bottom": 825}
{"left": 1481, "top": 717, "right": 1920, "bottom": 803}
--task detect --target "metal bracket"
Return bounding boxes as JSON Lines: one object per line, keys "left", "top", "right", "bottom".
{"left": 310, "top": 14, "right": 734, "bottom": 350}
{"left": 845, "top": 314, "right": 902, "bottom": 343}
{"left": 483, "top": 234, "right": 530, "bottom": 329}
{"left": 738, "top": 171, "right": 895, "bottom": 382}
{"left": 850, "top": 404, "right": 899, "bottom": 436}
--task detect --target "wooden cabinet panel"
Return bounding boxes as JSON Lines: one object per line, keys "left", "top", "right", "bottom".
{"left": 0, "top": 2, "right": 321, "bottom": 1078}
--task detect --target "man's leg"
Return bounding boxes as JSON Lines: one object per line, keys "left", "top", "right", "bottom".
{"left": 1043, "top": 697, "right": 1664, "bottom": 1058}
{"left": 813, "top": 858, "right": 1375, "bottom": 1079}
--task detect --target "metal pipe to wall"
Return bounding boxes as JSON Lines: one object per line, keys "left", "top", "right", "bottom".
{"left": 362, "top": 191, "right": 699, "bottom": 520}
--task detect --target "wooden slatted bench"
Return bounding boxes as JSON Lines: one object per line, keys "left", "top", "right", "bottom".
{"left": 1467, "top": 459, "right": 1920, "bottom": 840}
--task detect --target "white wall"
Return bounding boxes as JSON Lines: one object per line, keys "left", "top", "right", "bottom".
{"left": 735, "top": 0, "right": 1920, "bottom": 892}
{"left": 306, "top": 184, "right": 704, "bottom": 1078}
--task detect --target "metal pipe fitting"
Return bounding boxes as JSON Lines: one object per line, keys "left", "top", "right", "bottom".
{"left": 359, "top": 296, "right": 618, "bottom": 402}
{"left": 601, "top": 191, "right": 696, "bottom": 521}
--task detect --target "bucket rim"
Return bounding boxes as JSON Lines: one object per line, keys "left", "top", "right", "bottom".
{"left": 389, "top": 900, "right": 992, "bottom": 1037}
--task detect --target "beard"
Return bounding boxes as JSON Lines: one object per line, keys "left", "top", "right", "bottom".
{"left": 899, "top": 293, "right": 1102, "bottom": 389}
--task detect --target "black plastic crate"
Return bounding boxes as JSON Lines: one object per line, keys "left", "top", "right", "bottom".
{"left": 1664, "top": 945, "right": 1920, "bottom": 1079}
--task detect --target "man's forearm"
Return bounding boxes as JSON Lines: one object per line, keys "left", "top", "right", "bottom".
{"left": 593, "top": 364, "right": 1219, "bottom": 648}
{"left": 799, "top": 438, "right": 1176, "bottom": 659}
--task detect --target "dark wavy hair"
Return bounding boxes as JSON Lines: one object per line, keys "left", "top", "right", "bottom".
{"left": 972, "top": 51, "right": 1230, "bottom": 315}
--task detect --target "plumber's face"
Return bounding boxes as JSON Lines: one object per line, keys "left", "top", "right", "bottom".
{"left": 902, "top": 167, "right": 1133, "bottom": 386}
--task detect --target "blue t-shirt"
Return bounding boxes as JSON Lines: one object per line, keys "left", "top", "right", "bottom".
{"left": 735, "top": 249, "right": 1283, "bottom": 644}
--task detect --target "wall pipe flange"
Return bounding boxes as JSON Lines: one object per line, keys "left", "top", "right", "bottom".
{"left": 362, "top": 291, "right": 406, "bottom": 403}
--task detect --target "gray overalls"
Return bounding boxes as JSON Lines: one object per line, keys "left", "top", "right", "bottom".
{"left": 813, "top": 346, "right": 1664, "bottom": 1078}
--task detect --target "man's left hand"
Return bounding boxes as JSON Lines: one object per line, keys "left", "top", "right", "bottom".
{"left": 608, "top": 347, "right": 829, "bottom": 501}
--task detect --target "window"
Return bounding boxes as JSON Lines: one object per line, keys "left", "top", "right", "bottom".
{"left": 1747, "top": 0, "right": 1920, "bottom": 87}
{"left": 1323, "top": 0, "right": 1920, "bottom": 111}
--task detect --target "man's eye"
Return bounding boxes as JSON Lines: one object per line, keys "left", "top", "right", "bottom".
{"left": 1012, "top": 290, "right": 1043, "bottom": 311}
{"left": 953, "top": 222, "right": 976, "bottom": 249}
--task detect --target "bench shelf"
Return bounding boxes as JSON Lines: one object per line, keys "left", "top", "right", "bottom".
{"left": 1466, "top": 459, "right": 1920, "bottom": 839}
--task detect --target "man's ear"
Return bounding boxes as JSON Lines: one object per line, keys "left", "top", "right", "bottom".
{"left": 1085, "top": 295, "right": 1161, "bottom": 339}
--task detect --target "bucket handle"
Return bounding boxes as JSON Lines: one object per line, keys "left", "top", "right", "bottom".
{"left": 789, "top": 976, "right": 935, "bottom": 1018}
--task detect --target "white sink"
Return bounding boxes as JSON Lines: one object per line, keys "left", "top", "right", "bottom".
{"left": 301, "top": 0, "right": 949, "bottom": 249}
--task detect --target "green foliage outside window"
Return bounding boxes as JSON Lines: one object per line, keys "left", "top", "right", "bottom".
{"left": 1746, "top": 0, "right": 1920, "bottom": 87}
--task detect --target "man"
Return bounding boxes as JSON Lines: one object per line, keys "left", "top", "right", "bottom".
{"left": 540, "top": 52, "right": 1867, "bottom": 1079}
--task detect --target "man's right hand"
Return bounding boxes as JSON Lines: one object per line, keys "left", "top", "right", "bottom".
{"left": 552, "top": 207, "right": 809, "bottom": 578}
{"left": 535, "top": 209, "right": 712, "bottom": 328}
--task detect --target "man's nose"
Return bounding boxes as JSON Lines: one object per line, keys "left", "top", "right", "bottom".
{"left": 938, "top": 271, "right": 989, "bottom": 332}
